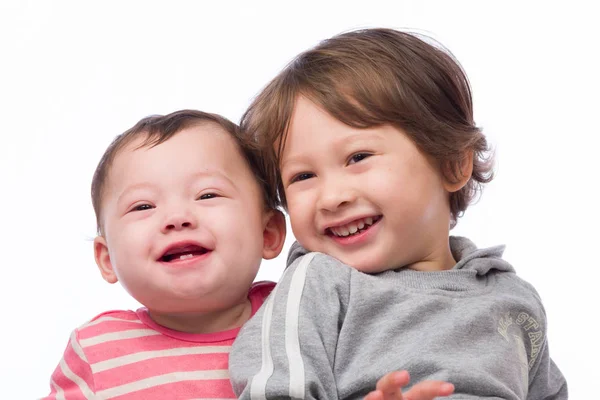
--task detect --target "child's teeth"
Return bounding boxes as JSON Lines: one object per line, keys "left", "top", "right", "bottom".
{"left": 330, "top": 217, "right": 379, "bottom": 237}
{"left": 179, "top": 253, "right": 194, "bottom": 260}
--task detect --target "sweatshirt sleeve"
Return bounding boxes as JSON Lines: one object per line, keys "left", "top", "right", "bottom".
{"left": 527, "top": 340, "right": 567, "bottom": 399}
{"left": 523, "top": 287, "right": 568, "bottom": 399}
{"left": 40, "top": 330, "right": 96, "bottom": 399}
{"left": 525, "top": 308, "right": 567, "bottom": 400}
{"left": 230, "top": 252, "right": 352, "bottom": 399}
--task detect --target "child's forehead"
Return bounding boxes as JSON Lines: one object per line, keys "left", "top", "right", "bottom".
{"left": 284, "top": 97, "right": 386, "bottom": 142}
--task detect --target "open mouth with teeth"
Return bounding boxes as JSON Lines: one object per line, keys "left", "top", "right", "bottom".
{"left": 326, "top": 215, "right": 382, "bottom": 238}
{"left": 160, "top": 245, "right": 210, "bottom": 263}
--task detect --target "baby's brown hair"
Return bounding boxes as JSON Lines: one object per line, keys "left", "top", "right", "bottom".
{"left": 92, "top": 110, "right": 279, "bottom": 235}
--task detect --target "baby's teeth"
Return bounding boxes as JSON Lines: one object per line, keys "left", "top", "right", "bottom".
{"left": 357, "top": 220, "right": 365, "bottom": 229}
{"left": 365, "top": 217, "right": 373, "bottom": 226}
{"left": 179, "top": 253, "right": 194, "bottom": 260}
{"left": 348, "top": 224, "right": 358, "bottom": 234}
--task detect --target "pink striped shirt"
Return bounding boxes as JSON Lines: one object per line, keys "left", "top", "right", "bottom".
{"left": 42, "top": 281, "right": 274, "bottom": 400}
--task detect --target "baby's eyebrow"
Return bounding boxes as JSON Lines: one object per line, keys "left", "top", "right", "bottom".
{"left": 116, "top": 170, "right": 238, "bottom": 204}
{"left": 188, "top": 170, "right": 239, "bottom": 192}
{"left": 117, "top": 182, "right": 155, "bottom": 205}
{"left": 189, "top": 170, "right": 233, "bottom": 184}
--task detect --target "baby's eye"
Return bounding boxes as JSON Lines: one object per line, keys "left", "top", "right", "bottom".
{"left": 290, "top": 172, "right": 315, "bottom": 184}
{"left": 348, "top": 153, "right": 372, "bottom": 165}
{"left": 198, "top": 193, "right": 219, "bottom": 200}
{"left": 132, "top": 203, "right": 154, "bottom": 212}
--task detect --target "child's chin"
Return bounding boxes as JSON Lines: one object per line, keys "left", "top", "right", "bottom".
{"left": 342, "top": 253, "right": 390, "bottom": 273}
{"left": 352, "top": 262, "right": 384, "bottom": 274}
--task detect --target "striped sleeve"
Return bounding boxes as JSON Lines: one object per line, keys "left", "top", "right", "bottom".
{"left": 42, "top": 330, "right": 96, "bottom": 399}
{"left": 42, "top": 310, "right": 239, "bottom": 399}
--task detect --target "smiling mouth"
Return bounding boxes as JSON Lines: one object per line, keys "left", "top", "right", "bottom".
{"left": 326, "top": 215, "right": 382, "bottom": 238}
{"left": 160, "top": 245, "right": 210, "bottom": 262}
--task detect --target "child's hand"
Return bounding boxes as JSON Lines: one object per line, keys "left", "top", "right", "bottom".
{"left": 364, "top": 371, "right": 454, "bottom": 400}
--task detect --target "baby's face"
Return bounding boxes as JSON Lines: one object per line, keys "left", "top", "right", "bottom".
{"left": 97, "top": 124, "right": 270, "bottom": 314}
{"left": 280, "top": 96, "right": 455, "bottom": 272}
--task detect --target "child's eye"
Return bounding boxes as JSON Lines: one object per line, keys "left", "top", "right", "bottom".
{"left": 348, "top": 153, "right": 372, "bottom": 165}
{"left": 198, "top": 193, "right": 219, "bottom": 200}
{"left": 290, "top": 172, "right": 315, "bottom": 184}
{"left": 131, "top": 203, "right": 154, "bottom": 212}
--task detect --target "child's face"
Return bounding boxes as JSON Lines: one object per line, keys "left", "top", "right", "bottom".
{"left": 281, "top": 96, "right": 455, "bottom": 272}
{"left": 95, "top": 125, "right": 281, "bottom": 314}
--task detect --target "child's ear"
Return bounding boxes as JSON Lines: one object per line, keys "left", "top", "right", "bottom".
{"left": 443, "top": 150, "right": 474, "bottom": 193}
{"left": 94, "top": 236, "right": 118, "bottom": 284}
{"left": 262, "top": 209, "right": 286, "bottom": 260}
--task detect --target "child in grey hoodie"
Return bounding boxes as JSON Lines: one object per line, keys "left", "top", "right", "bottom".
{"left": 229, "top": 28, "right": 567, "bottom": 400}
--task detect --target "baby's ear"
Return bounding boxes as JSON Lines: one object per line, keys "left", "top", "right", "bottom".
{"left": 262, "top": 209, "right": 286, "bottom": 260}
{"left": 443, "top": 150, "right": 474, "bottom": 193}
{"left": 94, "top": 236, "right": 118, "bottom": 284}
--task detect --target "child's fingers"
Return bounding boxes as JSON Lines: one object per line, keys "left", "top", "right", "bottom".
{"left": 371, "top": 370, "right": 411, "bottom": 400}
{"left": 375, "top": 370, "right": 410, "bottom": 392}
{"left": 404, "top": 381, "right": 455, "bottom": 400}
{"left": 370, "top": 371, "right": 453, "bottom": 400}
{"left": 364, "top": 391, "right": 384, "bottom": 400}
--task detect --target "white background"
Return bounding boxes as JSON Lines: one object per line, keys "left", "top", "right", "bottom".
{"left": 1, "top": 1, "right": 598, "bottom": 398}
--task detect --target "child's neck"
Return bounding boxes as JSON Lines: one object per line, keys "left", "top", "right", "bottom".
{"left": 408, "top": 241, "right": 457, "bottom": 271}
{"left": 147, "top": 299, "right": 252, "bottom": 334}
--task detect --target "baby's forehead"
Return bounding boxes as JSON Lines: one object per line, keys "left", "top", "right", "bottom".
{"left": 107, "top": 127, "right": 260, "bottom": 195}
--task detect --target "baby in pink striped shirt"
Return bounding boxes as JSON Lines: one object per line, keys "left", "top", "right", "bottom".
{"left": 42, "top": 109, "right": 287, "bottom": 399}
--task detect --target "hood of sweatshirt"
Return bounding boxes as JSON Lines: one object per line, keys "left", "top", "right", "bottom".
{"left": 287, "top": 236, "right": 514, "bottom": 275}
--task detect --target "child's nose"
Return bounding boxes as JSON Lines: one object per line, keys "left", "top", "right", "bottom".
{"left": 318, "top": 179, "right": 356, "bottom": 212}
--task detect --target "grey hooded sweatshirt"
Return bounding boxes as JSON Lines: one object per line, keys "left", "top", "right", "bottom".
{"left": 229, "top": 237, "right": 567, "bottom": 399}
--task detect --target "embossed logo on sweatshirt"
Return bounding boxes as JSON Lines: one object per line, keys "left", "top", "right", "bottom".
{"left": 498, "top": 311, "right": 543, "bottom": 369}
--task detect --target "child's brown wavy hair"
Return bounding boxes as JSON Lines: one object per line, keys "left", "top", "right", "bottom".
{"left": 241, "top": 28, "right": 494, "bottom": 227}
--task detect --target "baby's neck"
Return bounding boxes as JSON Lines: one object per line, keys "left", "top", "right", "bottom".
{"left": 147, "top": 299, "right": 252, "bottom": 334}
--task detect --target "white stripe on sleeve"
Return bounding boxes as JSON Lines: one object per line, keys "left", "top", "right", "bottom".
{"left": 249, "top": 280, "right": 279, "bottom": 400}
{"left": 249, "top": 253, "right": 316, "bottom": 399}
{"left": 285, "top": 253, "right": 315, "bottom": 399}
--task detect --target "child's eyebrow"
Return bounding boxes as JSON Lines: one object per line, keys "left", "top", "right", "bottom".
{"left": 281, "top": 131, "right": 388, "bottom": 170}
{"left": 343, "top": 130, "right": 388, "bottom": 145}
{"left": 280, "top": 155, "right": 308, "bottom": 171}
